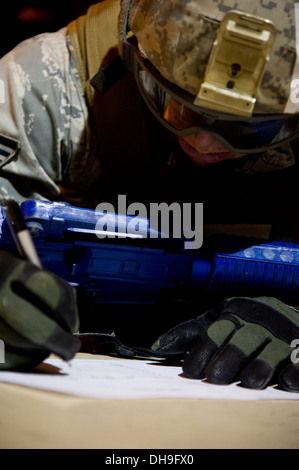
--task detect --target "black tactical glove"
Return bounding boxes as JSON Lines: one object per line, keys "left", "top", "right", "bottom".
{"left": 153, "top": 297, "right": 299, "bottom": 392}
{"left": 0, "top": 250, "right": 80, "bottom": 370}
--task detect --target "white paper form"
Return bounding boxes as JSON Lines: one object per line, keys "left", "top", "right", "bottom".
{"left": 0, "top": 358, "right": 299, "bottom": 400}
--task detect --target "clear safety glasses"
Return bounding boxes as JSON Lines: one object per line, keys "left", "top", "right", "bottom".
{"left": 132, "top": 48, "right": 299, "bottom": 154}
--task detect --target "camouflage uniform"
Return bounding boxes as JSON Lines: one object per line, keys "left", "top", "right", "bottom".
{"left": 0, "top": 28, "right": 100, "bottom": 205}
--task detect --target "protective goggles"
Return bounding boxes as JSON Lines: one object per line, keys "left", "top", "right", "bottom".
{"left": 130, "top": 46, "right": 299, "bottom": 154}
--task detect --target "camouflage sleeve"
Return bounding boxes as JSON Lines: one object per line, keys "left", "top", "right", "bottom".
{"left": 0, "top": 27, "right": 89, "bottom": 203}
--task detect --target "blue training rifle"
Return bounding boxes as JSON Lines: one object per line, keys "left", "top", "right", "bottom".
{"left": 0, "top": 200, "right": 298, "bottom": 305}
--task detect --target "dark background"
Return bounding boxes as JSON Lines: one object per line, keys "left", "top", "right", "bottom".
{"left": 0, "top": 1, "right": 98, "bottom": 58}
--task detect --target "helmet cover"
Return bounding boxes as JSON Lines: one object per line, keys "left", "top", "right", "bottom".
{"left": 120, "top": 0, "right": 297, "bottom": 114}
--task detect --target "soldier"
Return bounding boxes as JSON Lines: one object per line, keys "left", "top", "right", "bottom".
{"left": 0, "top": 0, "right": 299, "bottom": 391}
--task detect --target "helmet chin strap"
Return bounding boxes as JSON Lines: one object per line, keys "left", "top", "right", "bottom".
{"left": 118, "top": 0, "right": 134, "bottom": 56}
{"left": 91, "top": 55, "right": 129, "bottom": 95}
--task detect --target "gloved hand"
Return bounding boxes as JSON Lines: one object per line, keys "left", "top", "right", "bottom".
{"left": 153, "top": 297, "right": 299, "bottom": 392}
{"left": 0, "top": 250, "right": 80, "bottom": 370}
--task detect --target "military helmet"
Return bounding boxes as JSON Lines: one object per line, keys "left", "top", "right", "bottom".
{"left": 119, "top": 0, "right": 299, "bottom": 154}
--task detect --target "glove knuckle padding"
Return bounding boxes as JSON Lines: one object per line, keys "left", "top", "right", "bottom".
{"left": 0, "top": 251, "right": 80, "bottom": 370}
{"left": 206, "top": 318, "right": 238, "bottom": 347}
{"left": 221, "top": 298, "right": 299, "bottom": 344}
{"left": 184, "top": 297, "right": 299, "bottom": 391}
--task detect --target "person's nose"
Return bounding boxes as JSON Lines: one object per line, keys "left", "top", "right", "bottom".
{"left": 185, "top": 133, "right": 226, "bottom": 153}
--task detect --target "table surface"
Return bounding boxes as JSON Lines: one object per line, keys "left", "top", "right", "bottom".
{"left": 0, "top": 353, "right": 299, "bottom": 449}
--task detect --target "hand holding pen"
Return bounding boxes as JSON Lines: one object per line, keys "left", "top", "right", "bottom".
{"left": 0, "top": 199, "right": 80, "bottom": 368}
